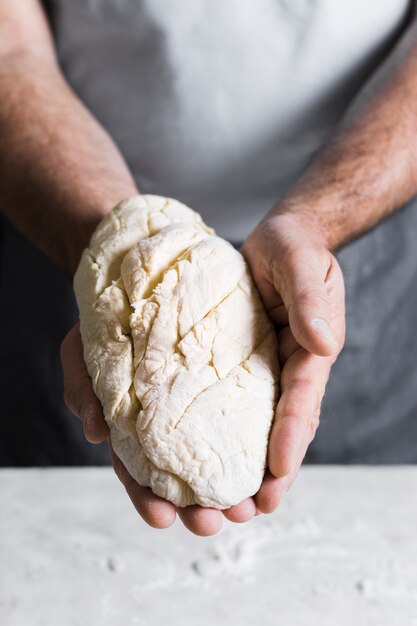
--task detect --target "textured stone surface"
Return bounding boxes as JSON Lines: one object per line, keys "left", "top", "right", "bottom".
{"left": 1, "top": 467, "right": 417, "bottom": 626}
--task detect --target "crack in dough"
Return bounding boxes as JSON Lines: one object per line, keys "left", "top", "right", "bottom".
{"left": 74, "top": 196, "right": 279, "bottom": 508}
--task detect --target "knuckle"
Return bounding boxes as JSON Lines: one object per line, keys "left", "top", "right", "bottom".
{"left": 63, "top": 385, "right": 81, "bottom": 417}
{"left": 338, "top": 331, "right": 346, "bottom": 353}
{"left": 111, "top": 451, "right": 127, "bottom": 485}
{"left": 282, "top": 246, "right": 306, "bottom": 268}
{"left": 309, "top": 415, "right": 320, "bottom": 442}
{"left": 295, "top": 288, "right": 329, "bottom": 310}
{"left": 112, "top": 460, "right": 124, "bottom": 484}
{"left": 285, "top": 376, "right": 320, "bottom": 401}
{"left": 60, "top": 324, "right": 81, "bottom": 365}
{"left": 59, "top": 335, "right": 70, "bottom": 364}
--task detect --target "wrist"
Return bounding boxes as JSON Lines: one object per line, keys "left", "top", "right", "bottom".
{"left": 66, "top": 213, "right": 106, "bottom": 277}
{"left": 265, "top": 198, "right": 332, "bottom": 251}
{"left": 66, "top": 190, "right": 139, "bottom": 277}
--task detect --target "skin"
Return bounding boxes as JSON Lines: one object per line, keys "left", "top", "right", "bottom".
{"left": 0, "top": 1, "right": 138, "bottom": 274}
{"left": 3, "top": 1, "right": 417, "bottom": 535}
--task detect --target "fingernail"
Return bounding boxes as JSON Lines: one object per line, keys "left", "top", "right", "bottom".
{"left": 312, "top": 319, "right": 338, "bottom": 345}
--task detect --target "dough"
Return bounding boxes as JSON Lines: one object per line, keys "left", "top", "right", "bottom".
{"left": 74, "top": 195, "right": 279, "bottom": 508}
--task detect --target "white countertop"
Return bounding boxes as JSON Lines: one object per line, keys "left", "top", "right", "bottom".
{"left": 1, "top": 467, "right": 416, "bottom": 626}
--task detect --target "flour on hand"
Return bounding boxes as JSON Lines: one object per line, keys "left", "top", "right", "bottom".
{"left": 74, "top": 196, "right": 279, "bottom": 508}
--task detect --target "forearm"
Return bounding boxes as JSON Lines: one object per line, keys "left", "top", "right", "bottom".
{"left": 0, "top": 51, "right": 137, "bottom": 275}
{"left": 270, "top": 17, "right": 417, "bottom": 251}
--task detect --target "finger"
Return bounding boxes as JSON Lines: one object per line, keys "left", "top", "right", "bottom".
{"left": 222, "top": 497, "right": 257, "bottom": 523}
{"left": 177, "top": 505, "right": 223, "bottom": 537}
{"left": 282, "top": 411, "right": 319, "bottom": 505}
{"left": 61, "top": 324, "right": 109, "bottom": 443}
{"left": 80, "top": 390, "right": 109, "bottom": 444}
{"left": 276, "top": 406, "right": 320, "bottom": 496}
{"left": 278, "top": 325, "right": 300, "bottom": 365}
{"left": 268, "top": 349, "right": 330, "bottom": 478}
{"left": 256, "top": 417, "right": 317, "bottom": 514}
{"left": 250, "top": 276, "right": 289, "bottom": 326}
{"left": 110, "top": 445, "right": 176, "bottom": 529}
{"left": 273, "top": 248, "right": 340, "bottom": 357}
{"left": 255, "top": 470, "right": 288, "bottom": 514}
{"left": 241, "top": 242, "right": 289, "bottom": 326}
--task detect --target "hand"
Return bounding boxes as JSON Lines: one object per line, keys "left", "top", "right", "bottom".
{"left": 61, "top": 210, "right": 344, "bottom": 533}
{"left": 61, "top": 324, "right": 258, "bottom": 536}
{"left": 240, "top": 211, "right": 345, "bottom": 514}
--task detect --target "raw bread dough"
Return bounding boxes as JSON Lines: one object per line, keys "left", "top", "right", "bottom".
{"left": 74, "top": 195, "right": 279, "bottom": 508}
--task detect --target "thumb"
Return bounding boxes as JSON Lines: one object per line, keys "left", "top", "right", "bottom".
{"left": 275, "top": 247, "right": 339, "bottom": 357}
{"left": 61, "top": 324, "right": 109, "bottom": 443}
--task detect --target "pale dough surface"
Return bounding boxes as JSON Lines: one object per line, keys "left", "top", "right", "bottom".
{"left": 74, "top": 195, "right": 278, "bottom": 508}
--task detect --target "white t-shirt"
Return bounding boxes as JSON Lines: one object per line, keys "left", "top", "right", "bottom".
{"left": 46, "top": 0, "right": 410, "bottom": 239}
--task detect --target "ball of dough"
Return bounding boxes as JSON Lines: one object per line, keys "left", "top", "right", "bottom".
{"left": 74, "top": 195, "right": 279, "bottom": 508}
